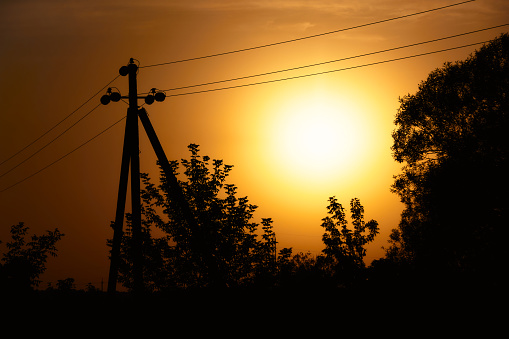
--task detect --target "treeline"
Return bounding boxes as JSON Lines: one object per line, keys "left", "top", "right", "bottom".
{"left": 113, "top": 145, "right": 380, "bottom": 292}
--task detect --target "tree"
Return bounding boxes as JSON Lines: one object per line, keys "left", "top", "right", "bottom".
{"left": 276, "top": 251, "right": 326, "bottom": 289}
{"left": 252, "top": 218, "right": 278, "bottom": 287}
{"left": 114, "top": 144, "right": 289, "bottom": 290}
{"left": 320, "top": 196, "right": 379, "bottom": 286}
{"left": 0, "top": 223, "right": 64, "bottom": 292}
{"left": 56, "top": 277, "right": 76, "bottom": 292}
{"left": 388, "top": 34, "right": 509, "bottom": 283}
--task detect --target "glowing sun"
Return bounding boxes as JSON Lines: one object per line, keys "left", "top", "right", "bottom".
{"left": 268, "top": 92, "right": 369, "bottom": 183}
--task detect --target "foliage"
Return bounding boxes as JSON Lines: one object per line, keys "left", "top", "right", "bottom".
{"left": 115, "top": 144, "right": 286, "bottom": 291}
{"left": 388, "top": 34, "right": 509, "bottom": 281}
{"left": 56, "top": 277, "right": 76, "bottom": 292}
{"left": 320, "top": 196, "right": 379, "bottom": 285}
{"left": 276, "top": 251, "right": 326, "bottom": 289}
{"left": 0, "top": 222, "right": 64, "bottom": 291}
{"left": 112, "top": 145, "right": 385, "bottom": 291}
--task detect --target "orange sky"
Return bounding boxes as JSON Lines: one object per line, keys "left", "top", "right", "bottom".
{"left": 1, "top": 0, "right": 508, "bottom": 289}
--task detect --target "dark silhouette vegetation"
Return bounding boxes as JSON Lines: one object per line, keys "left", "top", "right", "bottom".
{"left": 112, "top": 144, "right": 379, "bottom": 293}
{"left": 382, "top": 33, "right": 509, "bottom": 288}
{"left": 1, "top": 34, "right": 507, "bottom": 302}
{"left": 0, "top": 223, "right": 63, "bottom": 294}
{"left": 0, "top": 147, "right": 380, "bottom": 301}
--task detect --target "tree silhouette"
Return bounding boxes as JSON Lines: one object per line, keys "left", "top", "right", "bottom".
{"left": 388, "top": 33, "right": 509, "bottom": 284}
{"left": 276, "top": 251, "right": 325, "bottom": 289}
{"left": 56, "top": 277, "right": 76, "bottom": 292}
{"left": 0, "top": 223, "right": 63, "bottom": 292}
{"left": 320, "top": 196, "right": 379, "bottom": 286}
{"left": 113, "top": 144, "right": 288, "bottom": 291}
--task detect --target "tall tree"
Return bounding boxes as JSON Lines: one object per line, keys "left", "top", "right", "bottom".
{"left": 114, "top": 144, "right": 286, "bottom": 290}
{"left": 388, "top": 34, "right": 508, "bottom": 283}
{"left": 320, "top": 196, "right": 379, "bottom": 285}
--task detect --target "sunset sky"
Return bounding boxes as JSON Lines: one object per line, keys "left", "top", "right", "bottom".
{"left": 1, "top": 0, "right": 507, "bottom": 289}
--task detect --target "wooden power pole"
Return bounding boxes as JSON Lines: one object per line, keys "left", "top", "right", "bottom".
{"left": 101, "top": 58, "right": 198, "bottom": 295}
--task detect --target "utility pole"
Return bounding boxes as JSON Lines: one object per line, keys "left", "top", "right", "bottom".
{"left": 127, "top": 59, "right": 143, "bottom": 293}
{"left": 104, "top": 58, "right": 144, "bottom": 294}
{"left": 101, "top": 58, "right": 198, "bottom": 295}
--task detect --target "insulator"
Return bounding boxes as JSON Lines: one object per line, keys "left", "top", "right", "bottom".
{"left": 145, "top": 95, "right": 155, "bottom": 105}
{"left": 100, "top": 95, "right": 111, "bottom": 105}
{"left": 154, "top": 92, "right": 166, "bottom": 102}
{"left": 119, "top": 66, "right": 129, "bottom": 76}
{"left": 110, "top": 92, "right": 121, "bottom": 102}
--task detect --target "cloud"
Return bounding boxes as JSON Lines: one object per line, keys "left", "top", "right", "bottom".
{"left": 160, "top": 0, "right": 361, "bottom": 13}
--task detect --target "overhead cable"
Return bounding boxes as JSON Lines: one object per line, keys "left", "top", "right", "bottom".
{"left": 0, "top": 115, "right": 126, "bottom": 193}
{"left": 158, "top": 24, "right": 507, "bottom": 93}
{"left": 0, "top": 75, "right": 120, "bottom": 167}
{"left": 140, "top": 0, "right": 476, "bottom": 68}
{"left": 165, "top": 40, "right": 491, "bottom": 97}
{"left": 0, "top": 104, "right": 102, "bottom": 179}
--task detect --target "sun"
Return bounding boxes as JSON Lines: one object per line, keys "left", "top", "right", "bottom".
{"left": 266, "top": 91, "right": 370, "bottom": 184}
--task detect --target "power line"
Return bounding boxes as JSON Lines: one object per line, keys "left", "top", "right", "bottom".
{"left": 0, "top": 115, "right": 126, "bottom": 193}
{"left": 0, "top": 74, "right": 120, "bottom": 167}
{"left": 158, "top": 24, "right": 507, "bottom": 93}
{"left": 0, "top": 104, "right": 102, "bottom": 179}
{"left": 0, "top": 24, "right": 495, "bottom": 191}
{"left": 164, "top": 40, "right": 491, "bottom": 97}
{"left": 1, "top": 38, "right": 493, "bottom": 189}
{"left": 140, "top": 0, "right": 476, "bottom": 68}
